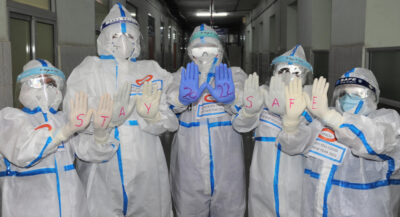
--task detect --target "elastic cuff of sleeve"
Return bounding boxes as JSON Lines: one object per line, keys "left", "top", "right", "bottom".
{"left": 176, "top": 95, "right": 189, "bottom": 107}
{"left": 94, "top": 129, "right": 110, "bottom": 144}
{"left": 323, "top": 109, "right": 343, "bottom": 131}
{"left": 144, "top": 112, "right": 162, "bottom": 123}
{"left": 241, "top": 108, "right": 259, "bottom": 118}
{"left": 282, "top": 115, "right": 300, "bottom": 133}
{"left": 52, "top": 127, "right": 70, "bottom": 145}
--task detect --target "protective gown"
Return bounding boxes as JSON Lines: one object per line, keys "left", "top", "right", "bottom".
{"left": 168, "top": 62, "right": 247, "bottom": 217}
{"left": 233, "top": 44, "right": 314, "bottom": 217}
{"left": 233, "top": 86, "right": 313, "bottom": 217}
{"left": 0, "top": 107, "right": 118, "bottom": 217}
{"left": 278, "top": 109, "right": 400, "bottom": 217}
{"left": 63, "top": 4, "right": 178, "bottom": 217}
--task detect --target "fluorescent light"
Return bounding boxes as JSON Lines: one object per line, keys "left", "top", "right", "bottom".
{"left": 196, "top": 12, "right": 228, "bottom": 17}
{"left": 131, "top": 13, "right": 136, "bottom": 17}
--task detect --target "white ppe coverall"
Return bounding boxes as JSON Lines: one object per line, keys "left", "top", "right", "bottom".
{"left": 168, "top": 24, "right": 247, "bottom": 217}
{"left": 0, "top": 58, "right": 118, "bottom": 217}
{"left": 233, "top": 103, "right": 313, "bottom": 217}
{"left": 278, "top": 68, "right": 400, "bottom": 217}
{"left": 63, "top": 3, "right": 177, "bottom": 217}
{"left": 0, "top": 107, "right": 118, "bottom": 217}
{"left": 278, "top": 109, "right": 400, "bottom": 217}
{"left": 233, "top": 44, "right": 314, "bottom": 217}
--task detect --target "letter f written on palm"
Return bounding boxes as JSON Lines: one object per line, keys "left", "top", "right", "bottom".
{"left": 179, "top": 62, "right": 207, "bottom": 105}
{"left": 284, "top": 78, "right": 307, "bottom": 121}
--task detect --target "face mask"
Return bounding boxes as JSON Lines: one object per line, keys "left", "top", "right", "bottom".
{"left": 19, "top": 84, "right": 62, "bottom": 111}
{"left": 339, "top": 94, "right": 363, "bottom": 112}
{"left": 111, "top": 34, "right": 136, "bottom": 59}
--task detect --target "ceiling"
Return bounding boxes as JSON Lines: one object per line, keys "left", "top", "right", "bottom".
{"left": 165, "top": 0, "right": 261, "bottom": 30}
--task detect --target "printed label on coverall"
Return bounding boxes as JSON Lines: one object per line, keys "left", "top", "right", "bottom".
{"left": 197, "top": 95, "right": 227, "bottom": 119}
{"left": 307, "top": 128, "right": 347, "bottom": 165}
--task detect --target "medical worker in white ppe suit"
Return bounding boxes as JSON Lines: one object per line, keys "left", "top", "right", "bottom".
{"left": 63, "top": 3, "right": 178, "bottom": 217}
{"left": 0, "top": 59, "right": 118, "bottom": 217}
{"left": 278, "top": 67, "right": 400, "bottom": 217}
{"left": 233, "top": 45, "right": 314, "bottom": 217}
{"left": 167, "top": 23, "right": 247, "bottom": 217}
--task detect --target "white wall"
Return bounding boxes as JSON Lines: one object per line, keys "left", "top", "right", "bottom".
{"left": 0, "top": 0, "right": 8, "bottom": 41}
{"left": 56, "top": 0, "right": 97, "bottom": 77}
{"left": 311, "top": 0, "right": 331, "bottom": 50}
{"left": 365, "top": 0, "right": 400, "bottom": 48}
{"left": 331, "top": 0, "right": 366, "bottom": 46}
{"left": 0, "top": 0, "right": 13, "bottom": 108}
{"left": 57, "top": 0, "right": 95, "bottom": 46}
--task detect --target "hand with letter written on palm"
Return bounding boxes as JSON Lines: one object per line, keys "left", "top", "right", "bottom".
{"left": 207, "top": 63, "right": 235, "bottom": 104}
{"left": 178, "top": 62, "right": 235, "bottom": 105}
{"left": 178, "top": 62, "right": 208, "bottom": 106}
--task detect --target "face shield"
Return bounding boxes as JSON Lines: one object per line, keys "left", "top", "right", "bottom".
{"left": 16, "top": 67, "right": 65, "bottom": 111}
{"left": 332, "top": 80, "right": 378, "bottom": 115}
{"left": 269, "top": 47, "right": 313, "bottom": 86}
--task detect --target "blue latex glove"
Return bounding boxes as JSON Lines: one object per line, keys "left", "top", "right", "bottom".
{"left": 179, "top": 62, "right": 207, "bottom": 105}
{"left": 207, "top": 63, "right": 235, "bottom": 104}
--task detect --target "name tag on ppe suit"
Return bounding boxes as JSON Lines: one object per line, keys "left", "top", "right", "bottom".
{"left": 196, "top": 94, "right": 227, "bottom": 119}
{"left": 307, "top": 128, "right": 348, "bottom": 165}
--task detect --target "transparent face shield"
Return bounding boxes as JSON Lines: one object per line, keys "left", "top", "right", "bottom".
{"left": 332, "top": 84, "right": 377, "bottom": 113}
{"left": 16, "top": 74, "right": 65, "bottom": 110}
{"left": 271, "top": 63, "right": 312, "bottom": 85}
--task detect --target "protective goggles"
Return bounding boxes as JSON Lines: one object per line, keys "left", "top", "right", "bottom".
{"left": 112, "top": 32, "right": 137, "bottom": 40}
{"left": 273, "top": 64, "right": 308, "bottom": 78}
{"left": 333, "top": 84, "right": 377, "bottom": 102}
{"left": 190, "top": 46, "right": 219, "bottom": 58}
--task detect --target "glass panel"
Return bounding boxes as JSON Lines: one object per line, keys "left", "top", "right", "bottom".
{"left": 173, "top": 30, "right": 177, "bottom": 69}
{"left": 269, "top": 15, "right": 276, "bottom": 51}
{"left": 148, "top": 15, "right": 155, "bottom": 60}
{"left": 95, "top": 0, "right": 109, "bottom": 32}
{"left": 10, "top": 17, "right": 31, "bottom": 106}
{"left": 35, "top": 22, "right": 54, "bottom": 64}
{"left": 313, "top": 50, "right": 329, "bottom": 79}
{"left": 160, "top": 21, "right": 165, "bottom": 67}
{"left": 369, "top": 49, "right": 400, "bottom": 102}
{"left": 13, "top": 0, "right": 50, "bottom": 10}
{"left": 126, "top": 2, "right": 137, "bottom": 18}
